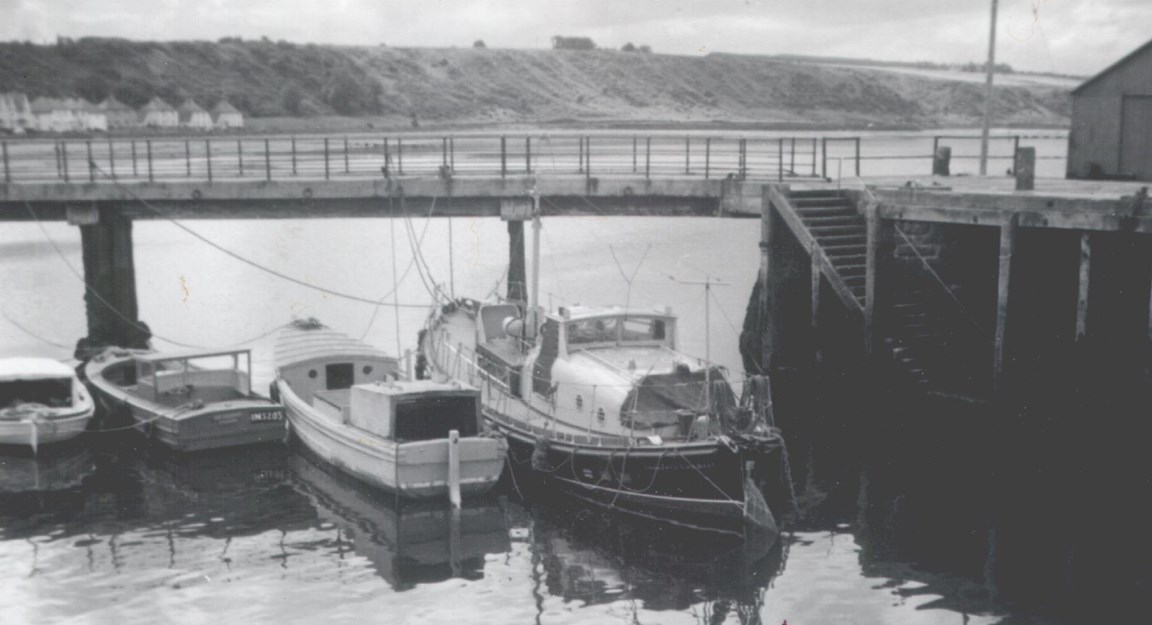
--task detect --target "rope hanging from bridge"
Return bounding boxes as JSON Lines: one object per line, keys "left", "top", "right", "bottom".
{"left": 87, "top": 163, "right": 434, "bottom": 309}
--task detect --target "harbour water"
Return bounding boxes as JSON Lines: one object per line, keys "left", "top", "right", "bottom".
{"left": 2, "top": 168, "right": 1145, "bottom": 622}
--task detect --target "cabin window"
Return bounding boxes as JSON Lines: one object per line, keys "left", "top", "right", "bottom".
{"left": 0, "top": 378, "right": 72, "bottom": 408}
{"left": 325, "top": 363, "right": 355, "bottom": 390}
{"left": 567, "top": 318, "right": 618, "bottom": 345}
{"left": 393, "top": 396, "right": 479, "bottom": 442}
{"left": 363, "top": 365, "right": 374, "bottom": 375}
{"left": 308, "top": 369, "right": 318, "bottom": 379}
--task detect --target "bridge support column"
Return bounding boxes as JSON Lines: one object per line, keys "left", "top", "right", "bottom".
{"left": 74, "top": 207, "right": 145, "bottom": 357}
{"left": 993, "top": 216, "right": 1017, "bottom": 391}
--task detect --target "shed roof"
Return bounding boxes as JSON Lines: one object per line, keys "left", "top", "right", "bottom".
{"left": 1072, "top": 37, "right": 1152, "bottom": 95}
{"left": 0, "top": 358, "right": 76, "bottom": 382}
{"left": 212, "top": 100, "right": 241, "bottom": 114}
{"left": 140, "top": 96, "right": 175, "bottom": 112}
{"left": 275, "top": 320, "right": 395, "bottom": 370}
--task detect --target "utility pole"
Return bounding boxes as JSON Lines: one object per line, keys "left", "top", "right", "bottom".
{"left": 979, "top": 0, "right": 999, "bottom": 176}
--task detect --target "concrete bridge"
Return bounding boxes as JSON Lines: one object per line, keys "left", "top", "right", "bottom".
{"left": 2, "top": 132, "right": 1149, "bottom": 400}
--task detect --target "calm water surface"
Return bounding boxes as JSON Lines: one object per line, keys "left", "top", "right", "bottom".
{"left": 0, "top": 209, "right": 1127, "bottom": 624}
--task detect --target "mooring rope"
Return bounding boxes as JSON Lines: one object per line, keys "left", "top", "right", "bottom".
{"left": 88, "top": 163, "right": 431, "bottom": 309}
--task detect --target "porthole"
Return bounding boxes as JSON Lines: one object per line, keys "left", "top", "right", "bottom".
{"left": 308, "top": 369, "right": 318, "bottom": 379}
{"left": 363, "top": 365, "right": 374, "bottom": 375}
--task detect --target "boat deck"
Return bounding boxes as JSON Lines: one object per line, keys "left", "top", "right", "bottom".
{"left": 131, "top": 385, "right": 251, "bottom": 410}
{"left": 432, "top": 310, "right": 691, "bottom": 445}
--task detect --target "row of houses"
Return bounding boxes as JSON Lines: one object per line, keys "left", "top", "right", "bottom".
{"left": 0, "top": 93, "right": 244, "bottom": 134}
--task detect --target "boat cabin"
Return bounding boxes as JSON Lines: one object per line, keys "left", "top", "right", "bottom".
{"left": 0, "top": 359, "right": 81, "bottom": 411}
{"left": 126, "top": 349, "right": 256, "bottom": 407}
{"left": 275, "top": 324, "right": 400, "bottom": 404}
{"left": 312, "top": 380, "right": 482, "bottom": 443}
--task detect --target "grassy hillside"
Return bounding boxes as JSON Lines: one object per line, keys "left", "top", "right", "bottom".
{"left": 0, "top": 38, "right": 1070, "bottom": 130}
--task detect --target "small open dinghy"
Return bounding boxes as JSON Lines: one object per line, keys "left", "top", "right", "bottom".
{"left": 84, "top": 347, "right": 285, "bottom": 452}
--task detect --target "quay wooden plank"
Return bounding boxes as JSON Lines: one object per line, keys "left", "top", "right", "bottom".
{"left": 1077, "top": 233, "right": 1091, "bottom": 340}
{"left": 993, "top": 218, "right": 1017, "bottom": 391}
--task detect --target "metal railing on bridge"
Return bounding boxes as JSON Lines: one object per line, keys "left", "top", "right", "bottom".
{"left": 0, "top": 132, "right": 1067, "bottom": 186}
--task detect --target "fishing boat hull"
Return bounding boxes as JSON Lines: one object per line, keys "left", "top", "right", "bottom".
{"left": 421, "top": 308, "right": 786, "bottom": 534}
{"left": 277, "top": 379, "right": 507, "bottom": 499}
{"left": 84, "top": 350, "right": 285, "bottom": 452}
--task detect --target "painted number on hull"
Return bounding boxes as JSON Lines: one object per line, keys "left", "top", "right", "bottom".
{"left": 250, "top": 411, "right": 284, "bottom": 423}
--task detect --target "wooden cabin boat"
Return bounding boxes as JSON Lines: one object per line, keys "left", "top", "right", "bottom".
{"left": 84, "top": 348, "right": 285, "bottom": 452}
{"left": 0, "top": 358, "right": 96, "bottom": 451}
{"left": 273, "top": 320, "right": 507, "bottom": 500}
{"left": 418, "top": 189, "right": 786, "bottom": 534}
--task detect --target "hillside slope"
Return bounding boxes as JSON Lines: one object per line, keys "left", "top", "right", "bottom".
{"left": 0, "top": 38, "right": 1070, "bottom": 129}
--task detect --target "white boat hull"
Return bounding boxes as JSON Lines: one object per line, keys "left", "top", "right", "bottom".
{"left": 0, "top": 408, "right": 94, "bottom": 447}
{"left": 277, "top": 379, "right": 506, "bottom": 499}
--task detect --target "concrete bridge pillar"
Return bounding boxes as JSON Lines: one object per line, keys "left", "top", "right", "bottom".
{"left": 70, "top": 206, "right": 145, "bottom": 357}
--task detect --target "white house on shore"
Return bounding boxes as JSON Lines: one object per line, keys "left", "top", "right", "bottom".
{"left": 30, "top": 97, "right": 79, "bottom": 132}
{"left": 69, "top": 98, "right": 108, "bottom": 132}
{"left": 0, "top": 92, "right": 35, "bottom": 133}
{"left": 139, "top": 97, "right": 178, "bottom": 127}
{"left": 100, "top": 95, "right": 137, "bottom": 128}
{"left": 177, "top": 99, "right": 213, "bottom": 130}
{"left": 211, "top": 100, "right": 244, "bottom": 129}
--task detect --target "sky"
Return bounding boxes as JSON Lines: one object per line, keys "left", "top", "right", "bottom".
{"left": 1, "top": 0, "right": 1149, "bottom": 77}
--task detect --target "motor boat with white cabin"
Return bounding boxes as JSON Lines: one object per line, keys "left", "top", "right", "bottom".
{"left": 419, "top": 190, "right": 788, "bottom": 534}
{"left": 273, "top": 319, "right": 507, "bottom": 500}
{"left": 0, "top": 358, "right": 96, "bottom": 451}
{"left": 84, "top": 347, "right": 285, "bottom": 451}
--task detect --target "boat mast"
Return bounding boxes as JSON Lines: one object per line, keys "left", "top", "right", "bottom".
{"left": 678, "top": 275, "right": 729, "bottom": 412}
{"left": 527, "top": 186, "right": 542, "bottom": 341}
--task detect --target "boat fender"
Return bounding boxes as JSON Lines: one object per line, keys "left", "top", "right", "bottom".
{"left": 414, "top": 353, "right": 428, "bottom": 380}
{"left": 531, "top": 437, "right": 553, "bottom": 472}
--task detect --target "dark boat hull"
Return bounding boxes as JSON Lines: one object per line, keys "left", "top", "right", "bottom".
{"left": 496, "top": 422, "right": 781, "bottom": 535}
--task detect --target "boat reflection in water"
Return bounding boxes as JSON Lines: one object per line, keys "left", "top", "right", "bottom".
{"left": 523, "top": 499, "right": 783, "bottom": 620}
{"left": 287, "top": 448, "right": 511, "bottom": 589}
{"left": 0, "top": 442, "right": 95, "bottom": 495}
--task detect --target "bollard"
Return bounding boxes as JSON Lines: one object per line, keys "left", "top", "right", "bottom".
{"left": 1014, "top": 147, "right": 1035, "bottom": 191}
{"left": 447, "top": 429, "right": 461, "bottom": 508}
{"left": 645, "top": 137, "right": 651, "bottom": 179}
{"left": 705, "top": 138, "right": 712, "bottom": 179}
{"left": 933, "top": 146, "right": 952, "bottom": 176}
